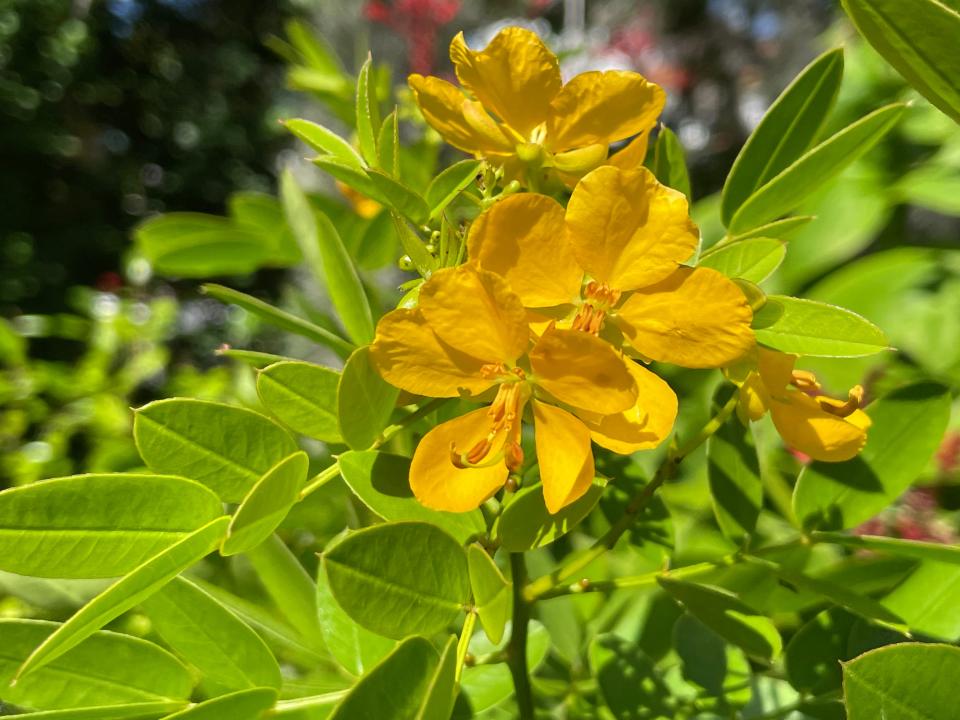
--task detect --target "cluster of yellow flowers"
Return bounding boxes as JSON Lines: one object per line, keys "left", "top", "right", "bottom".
{"left": 371, "top": 28, "right": 870, "bottom": 514}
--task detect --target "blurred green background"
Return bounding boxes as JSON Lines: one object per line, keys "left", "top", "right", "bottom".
{"left": 1, "top": 0, "right": 957, "bottom": 540}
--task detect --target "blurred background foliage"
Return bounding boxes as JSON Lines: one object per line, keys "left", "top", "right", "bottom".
{"left": 1, "top": 0, "right": 958, "bottom": 589}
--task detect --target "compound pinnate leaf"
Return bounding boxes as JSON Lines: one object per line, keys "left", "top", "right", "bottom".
{"left": 843, "top": 643, "right": 960, "bottom": 720}
{"left": 160, "top": 687, "right": 278, "bottom": 720}
{"left": 337, "top": 450, "right": 485, "bottom": 544}
{"left": 337, "top": 347, "right": 399, "bottom": 451}
{"left": 698, "top": 237, "right": 786, "bottom": 283}
{"left": 316, "top": 564, "right": 395, "bottom": 677}
{"left": 753, "top": 295, "right": 889, "bottom": 357}
{"left": 467, "top": 545, "right": 512, "bottom": 645}
{"left": 141, "top": 577, "right": 281, "bottom": 692}
{"left": 842, "top": 0, "right": 960, "bottom": 125}
{"left": 323, "top": 522, "right": 470, "bottom": 640}
{"left": 0, "top": 474, "right": 222, "bottom": 579}
{"left": 134, "top": 398, "right": 298, "bottom": 503}
{"left": 17, "top": 517, "right": 229, "bottom": 680}
{"left": 728, "top": 103, "right": 905, "bottom": 234}
{"left": 722, "top": 48, "right": 844, "bottom": 225}
{"left": 496, "top": 481, "right": 604, "bottom": 552}
{"left": 658, "top": 578, "right": 782, "bottom": 661}
{"left": 257, "top": 361, "right": 342, "bottom": 442}
{"left": 222, "top": 451, "right": 308, "bottom": 557}
{"left": 793, "top": 383, "right": 951, "bottom": 531}
{"left": 328, "top": 637, "right": 440, "bottom": 720}
{"left": 0, "top": 619, "right": 192, "bottom": 710}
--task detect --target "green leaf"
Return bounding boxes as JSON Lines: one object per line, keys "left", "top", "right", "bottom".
{"left": 202, "top": 283, "right": 353, "bottom": 358}
{"left": 673, "top": 614, "right": 752, "bottom": 700}
{"left": 467, "top": 545, "right": 512, "bottom": 645}
{"left": 257, "top": 361, "right": 341, "bottom": 442}
{"left": 245, "top": 534, "right": 326, "bottom": 653}
{"left": 337, "top": 451, "right": 485, "bottom": 544}
{"left": 328, "top": 637, "right": 439, "bottom": 720}
{"left": 425, "top": 160, "right": 481, "bottom": 220}
{"left": 134, "top": 214, "right": 267, "bottom": 277}
{"left": 721, "top": 49, "right": 844, "bottom": 225}
{"left": 0, "top": 474, "right": 222, "bottom": 579}
{"left": 813, "top": 532, "right": 960, "bottom": 567}
{"left": 728, "top": 215, "right": 815, "bottom": 241}
{"left": 160, "top": 688, "right": 278, "bottom": 720}
{"left": 356, "top": 56, "right": 381, "bottom": 168}
{"left": 880, "top": 560, "right": 960, "bottom": 641}
{"left": 228, "top": 192, "right": 300, "bottom": 266}
{"left": 16, "top": 517, "right": 229, "bottom": 680}
{"left": 141, "top": 576, "right": 281, "bottom": 691}
{"left": 283, "top": 118, "right": 365, "bottom": 169}
{"left": 651, "top": 126, "right": 691, "bottom": 199}
{"left": 0, "top": 619, "right": 192, "bottom": 710}
{"left": 337, "top": 346, "right": 399, "bottom": 451}
{"left": 391, "top": 212, "right": 435, "bottom": 275}
{"left": 842, "top": 0, "right": 960, "bottom": 124}
{"left": 753, "top": 295, "right": 889, "bottom": 357}
{"left": 281, "top": 170, "right": 374, "bottom": 346}
{"left": 793, "top": 382, "right": 951, "bottom": 530}
{"left": 843, "top": 643, "right": 960, "bottom": 720}
{"left": 728, "top": 103, "right": 906, "bottom": 233}
{"left": 222, "top": 452, "right": 308, "bottom": 557}
{"left": 323, "top": 522, "right": 470, "bottom": 640}
{"left": 418, "top": 636, "right": 459, "bottom": 720}
{"left": 588, "top": 635, "right": 672, "bottom": 719}
{"left": 699, "top": 238, "right": 786, "bottom": 283}
{"left": 459, "top": 621, "right": 549, "bottom": 714}
{"left": 135, "top": 398, "right": 299, "bottom": 503}
{"left": 378, "top": 110, "right": 400, "bottom": 177}
{"left": 0, "top": 702, "right": 185, "bottom": 719}
{"left": 658, "top": 578, "right": 782, "bottom": 660}
{"left": 785, "top": 607, "right": 858, "bottom": 694}
{"left": 367, "top": 169, "right": 430, "bottom": 225}
{"left": 707, "top": 415, "right": 762, "bottom": 541}
{"left": 496, "top": 481, "right": 604, "bottom": 552}
{"left": 316, "top": 563, "right": 395, "bottom": 676}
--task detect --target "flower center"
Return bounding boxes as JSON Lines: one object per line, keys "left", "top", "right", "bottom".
{"left": 451, "top": 366, "right": 528, "bottom": 471}
{"left": 571, "top": 281, "right": 622, "bottom": 335}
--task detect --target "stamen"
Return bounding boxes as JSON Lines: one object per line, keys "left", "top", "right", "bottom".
{"left": 818, "top": 384, "right": 865, "bottom": 418}
{"left": 790, "top": 370, "right": 822, "bottom": 393}
{"left": 451, "top": 371, "right": 528, "bottom": 471}
{"left": 572, "top": 282, "right": 622, "bottom": 335}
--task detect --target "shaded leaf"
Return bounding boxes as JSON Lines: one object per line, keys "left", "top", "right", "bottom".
{"left": 160, "top": 688, "right": 278, "bottom": 720}
{"left": 651, "top": 126, "right": 691, "bottom": 199}
{"left": 497, "top": 481, "right": 604, "bottom": 552}
{"left": 467, "top": 545, "right": 512, "bottom": 645}
{"left": 337, "top": 346, "right": 399, "bottom": 451}
{"left": 707, "top": 414, "right": 762, "bottom": 541}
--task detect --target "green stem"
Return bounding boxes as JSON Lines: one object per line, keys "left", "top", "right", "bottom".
{"left": 507, "top": 553, "right": 535, "bottom": 720}
{"left": 525, "top": 392, "right": 740, "bottom": 602}
{"left": 299, "top": 462, "right": 341, "bottom": 500}
{"left": 375, "top": 397, "right": 450, "bottom": 449}
{"left": 455, "top": 611, "right": 477, "bottom": 685}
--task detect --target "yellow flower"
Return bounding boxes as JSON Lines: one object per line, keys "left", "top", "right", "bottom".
{"left": 728, "top": 348, "right": 871, "bottom": 462}
{"left": 408, "top": 27, "right": 664, "bottom": 184}
{"left": 370, "top": 264, "right": 672, "bottom": 514}
{"left": 469, "top": 165, "right": 756, "bottom": 370}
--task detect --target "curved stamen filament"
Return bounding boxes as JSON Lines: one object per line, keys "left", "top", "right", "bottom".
{"left": 818, "top": 384, "right": 865, "bottom": 418}
{"left": 451, "top": 369, "right": 527, "bottom": 470}
{"left": 572, "top": 281, "right": 622, "bottom": 335}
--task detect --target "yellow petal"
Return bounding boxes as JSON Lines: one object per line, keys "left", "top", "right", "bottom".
{"left": 449, "top": 28, "right": 561, "bottom": 136}
{"left": 738, "top": 372, "right": 769, "bottom": 422}
{"left": 468, "top": 194, "right": 583, "bottom": 308}
{"left": 579, "top": 360, "right": 677, "bottom": 454}
{"left": 546, "top": 70, "right": 665, "bottom": 152}
{"left": 769, "top": 393, "right": 869, "bottom": 462}
{"left": 419, "top": 265, "right": 530, "bottom": 364}
{"left": 370, "top": 308, "right": 494, "bottom": 397}
{"left": 757, "top": 348, "right": 796, "bottom": 394}
{"left": 408, "top": 74, "right": 513, "bottom": 155}
{"left": 410, "top": 408, "right": 509, "bottom": 512}
{"left": 533, "top": 401, "right": 595, "bottom": 514}
{"left": 607, "top": 131, "right": 653, "bottom": 171}
{"left": 617, "top": 266, "right": 755, "bottom": 368}
{"left": 551, "top": 143, "right": 608, "bottom": 175}
{"left": 565, "top": 166, "right": 698, "bottom": 290}
{"left": 529, "top": 326, "right": 636, "bottom": 414}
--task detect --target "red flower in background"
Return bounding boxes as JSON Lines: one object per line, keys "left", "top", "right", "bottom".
{"left": 364, "top": 0, "right": 460, "bottom": 75}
